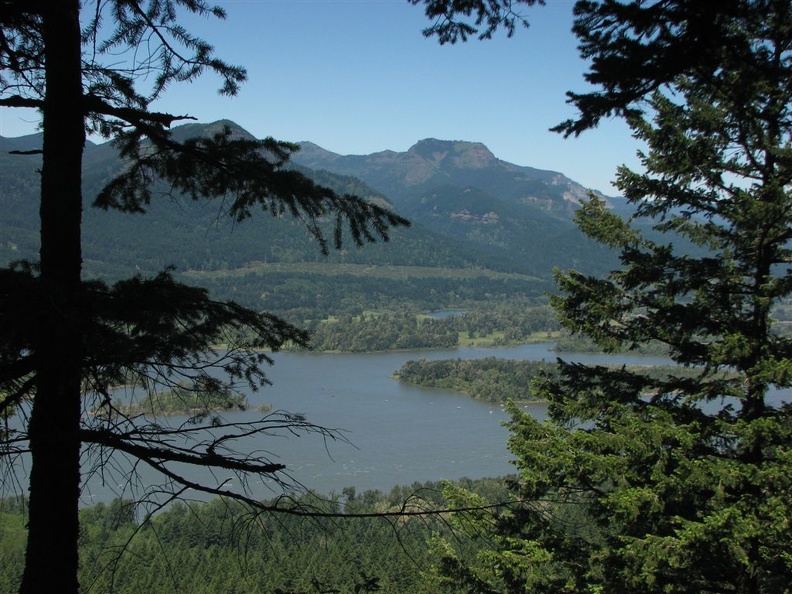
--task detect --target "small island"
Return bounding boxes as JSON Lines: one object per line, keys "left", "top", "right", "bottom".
{"left": 396, "top": 357, "right": 719, "bottom": 404}
{"left": 395, "top": 357, "right": 554, "bottom": 403}
{"left": 109, "top": 384, "right": 256, "bottom": 417}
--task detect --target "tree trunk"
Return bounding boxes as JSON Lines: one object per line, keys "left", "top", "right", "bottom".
{"left": 20, "top": 1, "right": 85, "bottom": 593}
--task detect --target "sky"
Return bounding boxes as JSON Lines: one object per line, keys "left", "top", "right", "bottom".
{"left": 0, "top": 0, "right": 643, "bottom": 194}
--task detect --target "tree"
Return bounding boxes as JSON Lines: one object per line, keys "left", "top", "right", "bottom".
{"left": 0, "top": 2, "right": 408, "bottom": 593}
{"left": 412, "top": 0, "right": 749, "bottom": 135}
{"left": 426, "top": 1, "right": 792, "bottom": 592}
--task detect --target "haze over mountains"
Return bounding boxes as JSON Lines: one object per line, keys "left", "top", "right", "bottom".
{"left": 294, "top": 137, "right": 602, "bottom": 212}
{"left": 0, "top": 120, "right": 619, "bottom": 311}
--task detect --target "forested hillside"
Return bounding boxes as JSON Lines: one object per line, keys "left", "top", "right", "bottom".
{"left": 293, "top": 137, "right": 600, "bottom": 211}
{"left": 294, "top": 137, "right": 620, "bottom": 277}
{"left": 0, "top": 122, "right": 616, "bottom": 323}
{"left": 0, "top": 477, "right": 508, "bottom": 594}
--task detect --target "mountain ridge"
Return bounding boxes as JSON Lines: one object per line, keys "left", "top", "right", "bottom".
{"left": 0, "top": 120, "right": 618, "bottom": 288}
{"left": 294, "top": 137, "right": 609, "bottom": 213}
{"left": 290, "top": 134, "right": 619, "bottom": 277}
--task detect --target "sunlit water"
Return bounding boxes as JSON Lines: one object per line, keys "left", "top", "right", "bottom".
{"left": 6, "top": 343, "right": 788, "bottom": 504}
{"left": 77, "top": 345, "right": 554, "bottom": 504}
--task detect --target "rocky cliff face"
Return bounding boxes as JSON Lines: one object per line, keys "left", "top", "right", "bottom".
{"left": 294, "top": 138, "right": 608, "bottom": 216}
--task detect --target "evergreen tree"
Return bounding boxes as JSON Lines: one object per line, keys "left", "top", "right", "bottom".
{"left": 0, "top": 2, "right": 406, "bottom": 593}
{"left": 428, "top": 1, "right": 792, "bottom": 592}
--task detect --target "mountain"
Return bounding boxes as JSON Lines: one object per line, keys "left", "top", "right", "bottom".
{"left": 0, "top": 124, "right": 509, "bottom": 276}
{"left": 0, "top": 121, "right": 619, "bottom": 314}
{"left": 292, "top": 137, "right": 618, "bottom": 277}
{"left": 294, "top": 138, "right": 603, "bottom": 214}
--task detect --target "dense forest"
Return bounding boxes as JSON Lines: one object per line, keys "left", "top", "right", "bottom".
{"left": 396, "top": 358, "right": 555, "bottom": 403}
{"left": 4, "top": 0, "right": 792, "bottom": 592}
{"left": 0, "top": 123, "right": 617, "bottom": 285}
{"left": 183, "top": 265, "right": 551, "bottom": 327}
{"left": 0, "top": 477, "right": 509, "bottom": 594}
{"left": 301, "top": 303, "right": 560, "bottom": 352}
{"left": 394, "top": 358, "right": 715, "bottom": 404}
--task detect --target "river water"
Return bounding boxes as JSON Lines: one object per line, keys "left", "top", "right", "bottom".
{"left": 71, "top": 343, "right": 681, "bottom": 504}
{"left": 242, "top": 344, "right": 677, "bottom": 494}
{"left": 10, "top": 343, "right": 780, "bottom": 505}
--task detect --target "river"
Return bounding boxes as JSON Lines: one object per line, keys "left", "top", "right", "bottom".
{"left": 10, "top": 343, "right": 782, "bottom": 505}
{"left": 71, "top": 343, "right": 681, "bottom": 504}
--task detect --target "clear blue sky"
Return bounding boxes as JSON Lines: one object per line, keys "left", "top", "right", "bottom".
{"left": 0, "top": 0, "right": 642, "bottom": 194}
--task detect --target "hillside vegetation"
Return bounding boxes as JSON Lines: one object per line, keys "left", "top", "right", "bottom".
{"left": 0, "top": 123, "right": 616, "bottom": 342}
{"left": 0, "top": 477, "right": 509, "bottom": 594}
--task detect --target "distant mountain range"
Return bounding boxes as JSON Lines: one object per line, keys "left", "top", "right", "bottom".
{"left": 294, "top": 137, "right": 604, "bottom": 214}
{"left": 0, "top": 120, "right": 620, "bottom": 293}
{"left": 291, "top": 133, "right": 622, "bottom": 277}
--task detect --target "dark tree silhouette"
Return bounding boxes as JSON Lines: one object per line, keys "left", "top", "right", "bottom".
{"left": 0, "top": 2, "right": 407, "bottom": 593}
{"left": 421, "top": 1, "right": 792, "bottom": 592}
